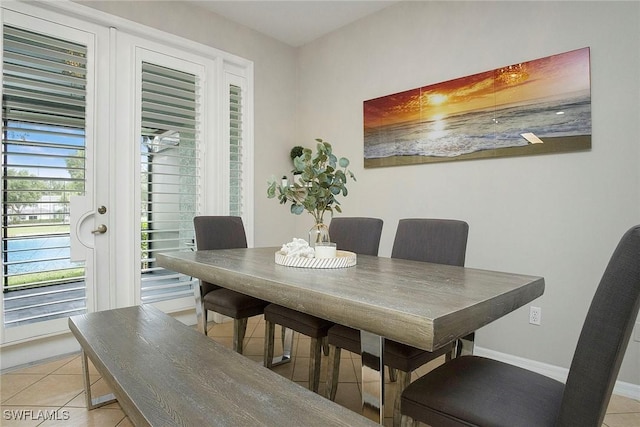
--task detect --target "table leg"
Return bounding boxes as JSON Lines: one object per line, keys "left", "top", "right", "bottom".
{"left": 271, "top": 326, "right": 294, "bottom": 366}
{"left": 82, "top": 350, "right": 117, "bottom": 410}
{"left": 360, "top": 330, "right": 384, "bottom": 424}
{"left": 194, "top": 283, "right": 206, "bottom": 335}
{"left": 454, "top": 332, "right": 475, "bottom": 358}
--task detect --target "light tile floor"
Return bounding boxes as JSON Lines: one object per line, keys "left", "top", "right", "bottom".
{"left": 1, "top": 315, "right": 639, "bottom": 426}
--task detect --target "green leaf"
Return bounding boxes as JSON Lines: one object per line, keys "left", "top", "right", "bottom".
{"left": 339, "top": 157, "right": 349, "bottom": 168}
{"left": 293, "top": 156, "right": 306, "bottom": 171}
{"left": 291, "top": 204, "right": 304, "bottom": 215}
{"left": 267, "top": 181, "right": 276, "bottom": 198}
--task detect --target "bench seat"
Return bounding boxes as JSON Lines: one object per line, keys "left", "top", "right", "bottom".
{"left": 69, "top": 305, "right": 376, "bottom": 427}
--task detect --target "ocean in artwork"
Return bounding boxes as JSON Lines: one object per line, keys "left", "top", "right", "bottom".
{"left": 364, "top": 91, "right": 591, "bottom": 160}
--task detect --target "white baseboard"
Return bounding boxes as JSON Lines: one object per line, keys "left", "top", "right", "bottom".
{"left": 0, "top": 307, "right": 220, "bottom": 373}
{"left": 474, "top": 346, "right": 640, "bottom": 401}
{"left": 1, "top": 333, "right": 80, "bottom": 373}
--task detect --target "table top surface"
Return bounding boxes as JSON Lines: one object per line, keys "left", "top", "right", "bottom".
{"left": 157, "top": 247, "right": 544, "bottom": 352}
{"left": 69, "top": 305, "right": 378, "bottom": 427}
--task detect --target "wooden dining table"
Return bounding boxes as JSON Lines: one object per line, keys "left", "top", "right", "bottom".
{"left": 157, "top": 247, "right": 544, "bottom": 424}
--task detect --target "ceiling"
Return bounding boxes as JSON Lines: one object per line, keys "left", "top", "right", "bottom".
{"left": 187, "top": 1, "right": 400, "bottom": 47}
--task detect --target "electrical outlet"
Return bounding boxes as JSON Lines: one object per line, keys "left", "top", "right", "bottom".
{"left": 529, "top": 306, "right": 541, "bottom": 325}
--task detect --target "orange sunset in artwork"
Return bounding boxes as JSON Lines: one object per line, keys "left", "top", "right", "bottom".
{"left": 364, "top": 48, "right": 591, "bottom": 167}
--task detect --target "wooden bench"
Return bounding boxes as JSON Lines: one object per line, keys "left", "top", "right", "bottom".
{"left": 69, "top": 305, "right": 376, "bottom": 427}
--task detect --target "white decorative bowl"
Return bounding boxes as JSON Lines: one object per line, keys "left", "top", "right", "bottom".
{"left": 275, "top": 250, "right": 357, "bottom": 269}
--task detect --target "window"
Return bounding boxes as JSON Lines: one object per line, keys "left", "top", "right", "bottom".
{"left": 2, "top": 25, "right": 88, "bottom": 328}
{"left": 223, "top": 69, "right": 253, "bottom": 238}
{"left": 229, "top": 84, "right": 243, "bottom": 216}
{"left": 139, "top": 61, "right": 200, "bottom": 303}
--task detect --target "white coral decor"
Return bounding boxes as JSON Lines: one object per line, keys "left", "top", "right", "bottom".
{"left": 280, "top": 238, "right": 316, "bottom": 258}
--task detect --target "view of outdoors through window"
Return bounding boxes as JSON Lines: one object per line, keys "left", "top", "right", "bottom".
{"left": 2, "top": 25, "right": 87, "bottom": 328}
{"left": 2, "top": 123, "right": 87, "bottom": 328}
{"left": 138, "top": 61, "right": 199, "bottom": 303}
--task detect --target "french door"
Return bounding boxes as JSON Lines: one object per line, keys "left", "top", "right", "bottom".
{"left": 111, "top": 35, "right": 207, "bottom": 312}
{"left": 1, "top": 9, "right": 111, "bottom": 343}
{"left": 1, "top": 2, "right": 253, "bottom": 352}
{"left": 0, "top": 15, "right": 202, "bottom": 343}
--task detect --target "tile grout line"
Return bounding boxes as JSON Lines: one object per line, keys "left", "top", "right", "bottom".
{"left": 2, "top": 317, "right": 639, "bottom": 427}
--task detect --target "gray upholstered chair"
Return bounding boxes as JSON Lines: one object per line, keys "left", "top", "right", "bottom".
{"left": 193, "top": 216, "right": 268, "bottom": 354}
{"left": 401, "top": 224, "right": 640, "bottom": 427}
{"left": 263, "top": 217, "right": 383, "bottom": 392}
{"left": 327, "top": 217, "right": 384, "bottom": 257}
{"left": 326, "top": 218, "right": 469, "bottom": 427}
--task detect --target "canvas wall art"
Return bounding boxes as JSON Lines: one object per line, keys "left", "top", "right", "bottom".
{"left": 364, "top": 47, "right": 591, "bottom": 168}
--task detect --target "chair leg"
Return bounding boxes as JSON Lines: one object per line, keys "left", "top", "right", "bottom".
{"left": 389, "top": 366, "right": 398, "bottom": 382}
{"left": 201, "top": 309, "right": 209, "bottom": 336}
{"left": 393, "top": 370, "right": 412, "bottom": 427}
{"left": 264, "top": 320, "right": 275, "bottom": 368}
{"left": 447, "top": 333, "right": 476, "bottom": 361}
{"left": 400, "top": 415, "right": 419, "bottom": 427}
{"left": 309, "top": 337, "right": 322, "bottom": 393}
{"left": 233, "top": 317, "right": 248, "bottom": 354}
{"left": 446, "top": 341, "right": 456, "bottom": 362}
{"left": 325, "top": 345, "right": 341, "bottom": 400}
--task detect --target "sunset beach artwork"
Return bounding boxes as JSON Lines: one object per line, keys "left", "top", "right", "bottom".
{"left": 364, "top": 47, "right": 591, "bottom": 168}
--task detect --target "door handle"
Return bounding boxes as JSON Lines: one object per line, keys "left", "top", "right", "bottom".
{"left": 92, "top": 224, "right": 108, "bottom": 234}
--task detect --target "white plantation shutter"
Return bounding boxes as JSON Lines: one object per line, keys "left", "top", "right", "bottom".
{"left": 2, "top": 25, "right": 88, "bottom": 326}
{"left": 139, "top": 61, "right": 200, "bottom": 303}
{"left": 229, "top": 84, "right": 243, "bottom": 216}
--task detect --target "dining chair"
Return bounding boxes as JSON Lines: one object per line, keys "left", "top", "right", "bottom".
{"left": 193, "top": 216, "right": 269, "bottom": 354}
{"left": 400, "top": 224, "right": 640, "bottom": 427}
{"left": 263, "top": 217, "right": 383, "bottom": 392}
{"left": 325, "top": 218, "right": 469, "bottom": 427}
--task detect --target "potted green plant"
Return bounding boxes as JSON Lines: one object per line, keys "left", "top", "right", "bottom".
{"left": 290, "top": 146, "right": 304, "bottom": 164}
{"left": 289, "top": 145, "right": 304, "bottom": 178}
{"left": 267, "top": 138, "right": 356, "bottom": 245}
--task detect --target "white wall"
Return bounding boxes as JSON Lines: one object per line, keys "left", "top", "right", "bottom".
{"left": 55, "top": 0, "right": 640, "bottom": 392}
{"left": 296, "top": 0, "right": 640, "bottom": 387}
